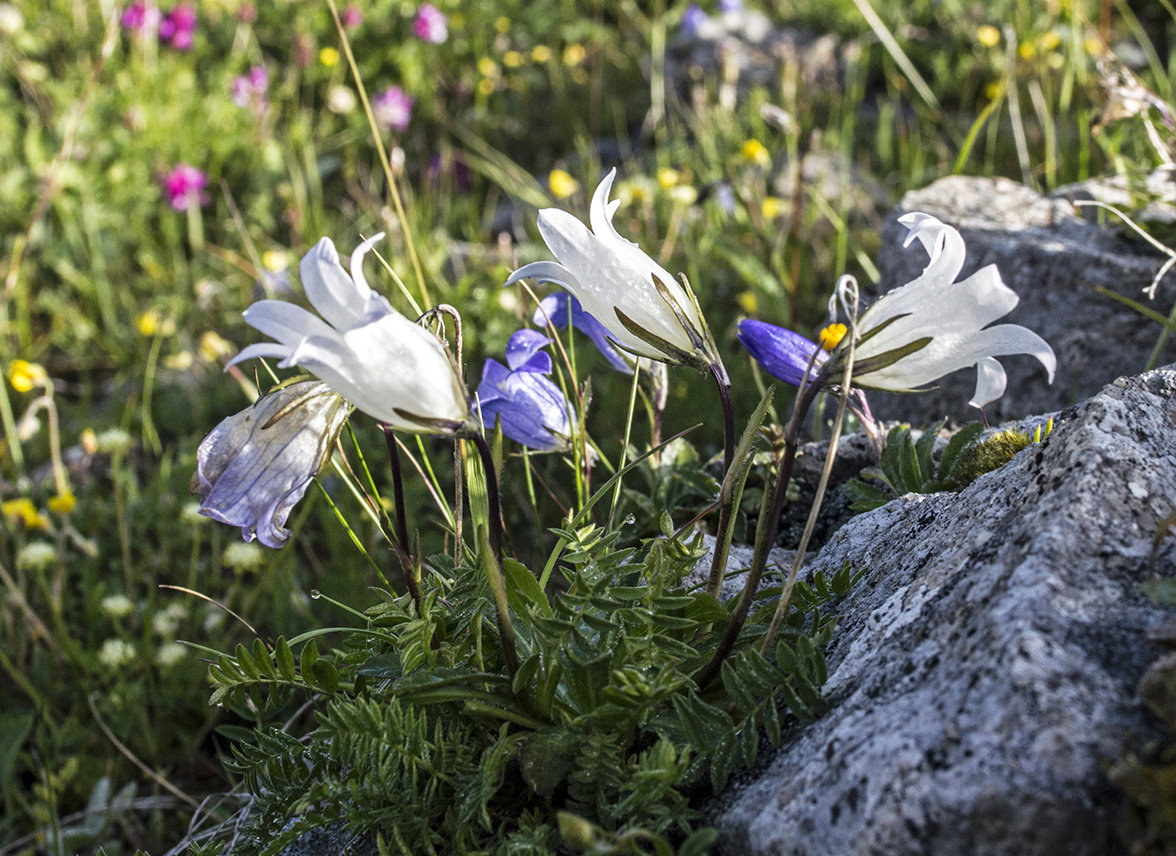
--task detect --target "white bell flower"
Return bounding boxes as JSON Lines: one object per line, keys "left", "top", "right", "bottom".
{"left": 228, "top": 233, "right": 469, "bottom": 433}
{"left": 836, "top": 212, "right": 1057, "bottom": 409}
{"left": 505, "top": 169, "right": 723, "bottom": 375}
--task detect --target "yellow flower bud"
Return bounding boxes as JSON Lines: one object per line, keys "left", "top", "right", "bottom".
{"left": 976, "top": 25, "right": 1000, "bottom": 48}
{"left": 48, "top": 491, "right": 76, "bottom": 515}
{"left": 741, "top": 138, "right": 771, "bottom": 166}
{"left": 319, "top": 47, "right": 340, "bottom": 67}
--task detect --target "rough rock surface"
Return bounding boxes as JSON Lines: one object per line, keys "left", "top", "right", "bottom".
{"left": 869, "top": 175, "right": 1176, "bottom": 426}
{"left": 709, "top": 364, "right": 1176, "bottom": 856}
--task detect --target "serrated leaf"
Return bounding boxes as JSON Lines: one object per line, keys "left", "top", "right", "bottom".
{"left": 502, "top": 557, "right": 551, "bottom": 617}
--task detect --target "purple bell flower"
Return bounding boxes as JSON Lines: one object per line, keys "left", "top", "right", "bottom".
{"left": 737, "top": 319, "right": 825, "bottom": 387}
{"left": 476, "top": 329, "right": 573, "bottom": 452}
{"left": 532, "top": 292, "right": 634, "bottom": 375}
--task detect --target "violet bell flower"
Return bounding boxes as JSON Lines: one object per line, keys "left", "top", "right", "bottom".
{"left": 813, "top": 212, "right": 1056, "bottom": 409}
{"left": 504, "top": 169, "right": 724, "bottom": 377}
{"left": 194, "top": 381, "right": 351, "bottom": 548}
{"left": 737, "top": 320, "right": 826, "bottom": 387}
{"left": 476, "top": 329, "right": 573, "bottom": 452}
{"left": 532, "top": 292, "right": 633, "bottom": 374}
{"left": 227, "top": 233, "right": 470, "bottom": 434}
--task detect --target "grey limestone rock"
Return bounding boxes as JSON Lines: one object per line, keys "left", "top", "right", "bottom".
{"left": 710, "top": 364, "right": 1176, "bottom": 856}
{"left": 868, "top": 175, "right": 1176, "bottom": 426}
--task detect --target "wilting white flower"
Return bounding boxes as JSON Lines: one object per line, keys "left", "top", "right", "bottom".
{"left": 194, "top": 381, "right": 351, "bottom": 548}
{"left": 833, "top": 212, "right": 1056, "bottom": 409}
{"left": 505, "top": 169, "right": 724, "bottom": 374}
{"left": 228, "top": 233, "right": 469, "bottom": 434}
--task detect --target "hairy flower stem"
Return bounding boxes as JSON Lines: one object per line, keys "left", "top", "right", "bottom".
{"left": 470, "top": 431, "right": 504, "bottom": 561}
{"left": 695, "top": 374, "right": 825, "bottom": 690}
{"left": 382, "top": 426, "right": 421, "bottom": 609}
{"left": 705, "top": 362, "right": 737, "bottom": 595}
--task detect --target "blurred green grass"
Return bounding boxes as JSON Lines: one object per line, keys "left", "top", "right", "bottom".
{"left": 0, "top": 0, "right": 1171, "bottom": 850}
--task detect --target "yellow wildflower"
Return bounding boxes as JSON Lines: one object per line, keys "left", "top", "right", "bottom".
{"left": 477, "top": 56, "right": 499, "bottom": 78}
{"left": 199, "top": 331, "right": 235, "bottom": 363}
{"left": 1018, "top": 41, "right": 1036, "bottom": 61}
{"left": 2, "top": 498, "right": 49, "bottom": 530}
{"left": 476, "top": 77, "right": 496, "bottom": 96}
{"left": 319, "top": 47, "right": 340, "bottom": 67}
{"left": 262, "top": 249, "right": 289, "bottom": 271}
{"left": 8, "top": 360, "right": 48, "bottom": 393}
{"left": 976, "top": 25, "right": 1000, "bottom": 48}
{"left": 1084, "top": 37, "right": 1103, "bottom": 57}
{"left": 136, "top": 309, "right": 175, "bottom": 338}
{"left": 548, "top": 169, "right": 579, "bottom": 200}
{"left": 80, "top": 428, "right": 98, "bottom": 455}
{"left": 48, "top": 491, "right": 76, "bottom": 515}
{"left": 741, "top": 138, "right": 771, "bottom": 167}
{"left": 503, "top": 50, "right": 523, "bottom": 68}
{"left": 819, "top": 323, "right": 847, "bottom": 351}
{"left": 494, "top": 16, "right": 510, "bottom": 34}
{"left": 562, "top": 44, "right": 586, "bottom": 66}
{"left": 737, "top": 291, "right": 759, "bottom": 315}
{"left": 1038, "top": 30, "right": 1061, "bottom": 52}
{"left": 657, "top": 167, "right": 681, "bottom": 189}
{"left": 531, "top": 44, "right": 551, "bottom": 63}
{"left": 761, "top": 196, "right": 786, "bottom": 219}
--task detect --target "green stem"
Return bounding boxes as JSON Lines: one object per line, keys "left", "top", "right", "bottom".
{"left": 694, "top": 376, "right": 824, "bottom": 689}
{"left": 706, "top": 364, "right": 736, "bottom": 594}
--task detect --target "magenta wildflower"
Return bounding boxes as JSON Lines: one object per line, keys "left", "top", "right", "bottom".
{"left": 232, "top": 65, "right": 269, "bottom": 111}
{"left": 341, "top": 4, "right": 363, "bottom": 28}
{"left": 412, "top": 3, "right": 447, "bottom": 44}
{"left": 159, "top": 3, "right": 196, "bottom": 50}
{"left": 122, "top": 1, "right": 160, "bottom": 33}
{"left": 373, "top": 86, "right": 414, "bottom": 133}
{"left": 163, "top": 164, "right": 208, "bottom": 211}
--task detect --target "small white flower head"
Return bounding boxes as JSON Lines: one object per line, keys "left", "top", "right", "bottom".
{"left": 180, "top": 501, "right": 208, "bottom": 526}
{"left": 194, "top": 380, "right": 351, "bottom": 548}
{"left": 505, "top": 169, "right": 724, "bottom": 375}
{"left": 100, "top": 594, "right": 136, "bottom": 620}
{"left": 152, "top": 603, "right": 187, "bottom": 637}
{"left": 95, "top": 428, "right": 134, "bottom": 454}
{"left": 228, "top": 233, "right": 470, "bottom": 434}
{"left": 99, "top": 638, "right": 137, "bottom": 669}
{"left": 828, "top": 212, "right": 1057, "bottom": 409}
{"left": 156, "top": 641, "right": 187, "bottom": 668}
{"left": 16, "top": 542, "right": 56, "bottom": 573}
{"left": 222, "top": 540, "right": 265, "bottom": 574}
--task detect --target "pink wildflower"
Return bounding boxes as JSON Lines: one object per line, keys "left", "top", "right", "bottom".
{"left": 232, "top": 65, "right": 269, "bottom": 111}
{"left": 164, "top": 164, "right": 208, "bottom": 211}
{"left": 372, "top": 86, "right": 414, "bottom": 132}
{"left": 122, "top": 1, "right": 160, "bottom": 33}
{"left": 412, "top": 4, "right": 447, "bottom": 44}
{"left": 159, "top": 3, "right": 197, "bottom": 50}
{"left": 341, "top": 5, "right": 363, "bottom": 28}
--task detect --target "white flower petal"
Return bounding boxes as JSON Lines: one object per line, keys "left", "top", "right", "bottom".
{"left": 299, "top": 237, "right": 367, "bottom": 329}
{"left": 504, "top": 261, "right": 580, "bottom": 291}
{"left": 348, "top": 232, "right": 385, "bottom": 298}
{"left": 243, "top": 300, "right": 336, "bottom": 347}
{"left": 226, "top": 342, "right": 293, "bottom": 369}
{"left": 970, "top": 357, "right": 1008, "bottom": 409}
